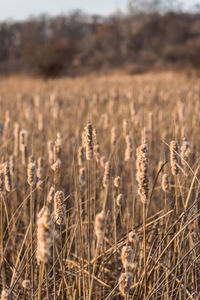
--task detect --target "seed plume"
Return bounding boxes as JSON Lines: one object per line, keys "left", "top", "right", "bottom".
{"left": 36, "top": 206, "right": 53, "bottom": 265}
{"left": 85, "top": 123, "right": 93, "bottom": 160}
{"left": 95, "top": 211, "right": 106, "bottom": 242}
{"left": 136, "top": 143, "right": 149, "bottom": 204}
{"left": 114, "top": 176, "right": 122, "bottom": 188}
{"left": 125, "top": 135, "right": 133, "bottom": 161}
{"left": 103, "top": 161, "right": 112, "bottom": 188}
{"left": 121, "top": 245, "right": 135, "bottom": 270}
{"left": 180, "top": 137, "right": 191, "bottom": 167}
{"left": 22, "top": 280, "right": 31, "bottom": 290}
{"left": 0, "top": 289, "right": 12, "bottom": 300}
{"left": 162, "top": 173, "right": 170, "bottom": 192}
{"left": 4, "top": 161, "right": 12, "bottom": 192}
{"left": 54, "top": 191, "right": 66, "bottom": 225}
{"left": 119, "top": 272, "right": 133, "bottom": 297}
{"left": 27, "top": 160, "right": 36, "bottom": 186}
{"left": 170, "top": 140, "right": 180, "bottom": 176}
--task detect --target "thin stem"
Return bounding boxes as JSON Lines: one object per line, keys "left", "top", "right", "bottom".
{"left": 45, "top": 264, "right": 50, "bottom": 300}
{"left": 60, "top": 225, "right": 64, "bottom": 299}
{"left": 38, "top": 262, "right": 44, "bottom": 300}
{"left": 143, "top": 201, "right": 147, "bottom": 298}
{"left": 87, "top": 159, "right": 91, "bottom": 291}
{"left": 30, "top": 185, "right": 34, "bottom": 299}
{"left": 89, "top": 239, "right": 100, "bottom": 300}
{"left": 0, "top": 193, "right": 5, "bottom": 289}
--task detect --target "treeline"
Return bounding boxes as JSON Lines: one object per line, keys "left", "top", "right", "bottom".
{"left": 1, "top": 10, "right": 200, "bottom": 77}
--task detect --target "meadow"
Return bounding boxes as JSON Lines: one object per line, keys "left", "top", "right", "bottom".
{"left": 0, "top": 71, "right": 199, "bottom": 299}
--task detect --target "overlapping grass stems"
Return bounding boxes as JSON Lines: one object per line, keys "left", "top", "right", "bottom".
{"left": 0, "top": 72, "right": 200, "bottom": 299}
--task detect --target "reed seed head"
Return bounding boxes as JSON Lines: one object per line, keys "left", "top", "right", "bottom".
{"left": 51, "top": 159, "right": 61, "bottom": 172}
{"left": 103, "top": 161, "right": 112, "bottom": 188}
{"left": 111, "top": 126, "right": 118, "bottom": 147}
{"left": 36, "top": 206, "right": 53, "bottom": 265}
{"left": 0, "top": 169, "right": 5, "bottom": 193}
{"left": 119, "top": 272, "right": 133, "bottom": 297}
{"left": 78, "top": 146, "right": 84, "bottom": 166}
{"left": 114, "top": 176, "right": 122, "bottom": 188}
{"left": 85, "top": 123, "right": 93, "bottom": 160}
{"left": 116, "top": 193, "right": 124, "bottom": 206}
{"left": 54, "top": 191, "right": 66, "bottom": 225}
{"left": 123, "top": 119, "right": 129, "bottom": 136}
{"left": 181, "top": 137, "right": 191, "bottom": 167}
{"left": 79, "top": 167, "right": 86, "bottom": 187}
{"left": 121, "top": 245, "right": 135, "bottom": 270}
{"left": 4, "top": 161, "right": 12, "bottom": 192}
{"left": 136, "top": 143, "right": 149, "bottom": 204}
{"left": 125, "top": 135, "right": 133, "bottom": 161}
{"left": 27, "top": 161, "right": 36, "bottom": 186}
{"left": 9, "top": 155, "right": 15, "bottom": 176}
{"left": 128, "top": 231, "right": 138, "bottom": 244}
{"left": 170, "top": 140, "right": 180, "bottom": 176}
{"left": 162, "top": 173, "right": 170, "bottom": 192}
{"left": 47, "top": 186, "right": 55, "bottom": 204}
{"left": 95, "top": 211, "right": 106, "bottom": 241}
{"left": 0, "top": 289, "right": 12, "bottom": 300}
{"left": 54, "top": 132, "right": 62, "bottom": 161}
{"left": 22, "top": 280, "right": 31, "bottom": 290}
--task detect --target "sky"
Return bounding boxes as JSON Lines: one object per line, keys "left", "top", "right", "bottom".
{"left": 0, "top": 0, "right": 199, "bottom": 21}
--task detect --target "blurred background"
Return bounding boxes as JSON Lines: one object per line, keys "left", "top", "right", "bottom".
{"left": 1, "top": 0, "right": 200, "bottom": 77}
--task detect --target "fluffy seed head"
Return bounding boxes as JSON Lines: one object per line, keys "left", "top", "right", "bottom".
{"left": 93, "top": 128, "right": 100, "bottom": 163}
{"left": 0, "top": 289, "right": 12, "bottom": 300}
{"left": 0, "top": 169, "right": 5, "bottom": 193}
{"left": 181, "top": 137, "right": 191, "bottom": 167}
{"left": 21, "top": 144, "right": 28, "bottom": 166}
{"left": 37, "top": 180, "right": 43, "bottom": 191}
{"left": 54, "top": 132, "right": 62, "bottom": 161}
{"left": 121, "top": 245, "right": 135, "bottom": 270}
{"left": 9, "top": 155, "right": 15, "bottom": 176}
{"left": 125, "top": 135, "right": 133, "bottom": 161}
{"left": 136, "top": 143, "right": 149, "bottom": 204}
{"left": 19, "top": 129, "right": 28, "bottom": 150}
{"left": 111, "top": 126, "right": 118, "bottom": 147}
{"left": 37, "top": 206, "right": 53, "bottom": 265}
{"left": 14, "top": 122, "right": 20, "bottom": 156}
{"left": 95, "top": 211, "right": 106, "bottom": 241}
{"left": 22, "top": 280, "right": 31, "bottom": 290}
{"left": 170, "top": 140, "right": 180, "bottom": 176}
{"left": 128, "top": 231, "right": 138, "bottom": 244}
{"left": 78, "top": 146, "right": 84, "bottom": 166}
{"left": 123, "top": 119, "right": 129, "bottom": 136}
{"left": 51, "top": 159, "right": 61, "bottom": 172}
{"left": 114, "top": 176, "right": 122, "bottom": 188}
{"left": 38, "top": 114, "right": 44, "bottom": 131}
{"left": 27, "top": 161, "right": 36, "bottom": 186}
{"left": 103, "top": 161, "right": 112, "bottom": 188}
{"left": 85, "top": 123, "right": 93, "bottom": 160}
{"left": 116, "top": 193, "right": 124, "bottom": 206}
{"left": 119, "top": 272, "right": 133, "bottom": 297}
{"left": 54, "top": 191, "right": 66, "bottom": 225}
{"left": 162, "top": 174, "right": 170, "bottom": 192}
{"left": 4, "top": 161, "right": 12, "bottom": 192}
{"left": 79, "top": 167, "right": 86, "bottom": 187}
{"left": 37, "top": 157, "right": 44, "bottom": 180}
{"left": 47, "top": 186, "right": 55, "bottom": 204}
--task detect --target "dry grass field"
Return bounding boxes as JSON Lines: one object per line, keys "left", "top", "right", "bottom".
{"left": 0, "top": 71, "right": 200, "bottom": 299}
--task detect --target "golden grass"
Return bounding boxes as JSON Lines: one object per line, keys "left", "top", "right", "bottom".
{"left": 0, "top": 71, "right": 200, "bottom": 299}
